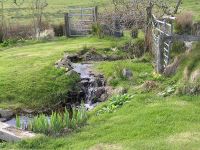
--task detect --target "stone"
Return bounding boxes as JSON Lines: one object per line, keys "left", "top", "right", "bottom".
{"left": 122, "top": 69, "right": 133, "bottom": 79}
{"left": 99, "top": 93, "right": 108, "bottom": 102}
{"left": 114, "top": 87, "right": 128, "bottom": 95}
{"left": 141, "top": 81, "right": 158, "bottom": 91}
{"left": 66, "top": 70, "right": 80, "bottom": 77}
{"left": 0, "top": 109, "right": 14, "bottom": 120}
{"left": 0, "top": 122, "right": 36, "bottom": 142}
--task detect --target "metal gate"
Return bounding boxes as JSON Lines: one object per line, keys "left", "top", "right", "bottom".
{"left": 65, "top": 7, "right": 98, "bottom": 37}
{"left": 152, "top": 15, "right": 173, "bottom": 73}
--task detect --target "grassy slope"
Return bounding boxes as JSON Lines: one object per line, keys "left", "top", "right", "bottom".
{"left": 0, "top": 37, "right": 127, "bottom": 109}
{"left": 2, "top": 54, "right": 200, "bottom": 149}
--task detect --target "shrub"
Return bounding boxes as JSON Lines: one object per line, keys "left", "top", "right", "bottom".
{"left": 97, "top": 94, "right": 133, "bottom": 115}
{"left": 19, "top": 105, "right": 88, "bottom": 135}
{"left": 5, "top": 23, "right": 34, "bottom": 40}
{"left": 131, "top": 27, "right": 138, "bottom": 39}
{"left": 92, "top": 23, "right": 103, "bottom": 38}
{"left": 16, "top": 115, "right": 21, "bottom": 128}
{"left": 175, "top": 12, "right": 193, "bottom": 34}
{"left": 171, "top": 40, "right": 186, "bottom": 55}
{"left": 124, "top": 38, "right": 145, "bottom": 58}
{"left": 1, "top": 39, "right": 18, "bottom": 47}
{"left": 52, "top": 24, "right": 64, "bottom": 37}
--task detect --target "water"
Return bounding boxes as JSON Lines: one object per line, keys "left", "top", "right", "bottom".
{"left": 5, "top": 63, "right": 106, "bottom": 127}
{"left": 5, "top": 115, "right": 32, "bottom": 129}
{"left": 72, "top": 63, "right": 93, "bottom": 78}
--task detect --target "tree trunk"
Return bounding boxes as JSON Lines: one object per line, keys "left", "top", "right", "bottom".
{"left": 144, "top": 2, "right": 153, "bottom": 53}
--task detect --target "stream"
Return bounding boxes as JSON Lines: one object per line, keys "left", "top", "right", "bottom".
{"left": 5, "top": 62, "right": 107, "bottom": 128}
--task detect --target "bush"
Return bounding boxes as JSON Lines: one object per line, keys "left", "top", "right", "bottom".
{"left": 1, "top": 39, "right": 18, "bottom": 47}
{"left": 97, "top": 94, "right": 133, "bottom": 115}
{"left": 5, "top": 24, "right": 34, "bottom": 40}
{"left": 52, "top": 24, "right": 64, "bottom": 37}
{"left": 171, "top": 41, "right": 186, "bottom": 55}
{"left": 131, "top": 27, "right": 138, "bottom": 39}
{"left": 16, "top": 104, "right": 88, "bottom": 135}
{"left": 175, "top": 12, "right": 193, "bottom": 34}
{"left": 91, "top": 23, "right": 103, "bottom": 38}
{"left": 124, "top": 38, "right": 145, "bottom": 58}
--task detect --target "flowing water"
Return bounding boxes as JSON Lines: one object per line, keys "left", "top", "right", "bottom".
{"left": 5, "top": 62, "right": 106, "bottom": 128}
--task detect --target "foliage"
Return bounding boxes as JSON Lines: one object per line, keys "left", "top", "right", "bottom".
{"left": 97, "top": 94, "right": 133, "bottom": 115}
{"left": 53, "top": 24, "right": 64, "bottom": 37}
{"left": 91, "top": 23, "right": 103, "bottom": 38}
{"left": 171, "top": 40, "right": 186, "bottom": 55}
{"left": 16, "top": 104, "right": 88, "bottom": 135}
{"left": 16, "top": 115, "right": 21, "bottom": 128}
{"left": 158, "top": 85, "right": 176, "bottom": 97}
{"left": 1, "top": 39, "right": 18, "bottom": 47}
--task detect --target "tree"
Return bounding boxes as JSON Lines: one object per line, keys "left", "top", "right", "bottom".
{"left": 30, "top": 0, "right": 48, "bottom": 39}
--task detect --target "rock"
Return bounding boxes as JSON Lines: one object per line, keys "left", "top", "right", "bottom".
{"left": 190, "top": 69, "right": 200, "bottom": 83}
{"left": 114, "top": 87, "right": 128, "bottom": 95}
{"left": 122, "top": 69, "right": 133, "bottom": 79}
{"left": 82, "top": 51, "right": 104, "bottom": 61}
{"left": 99, "top": 93, "right": 108, "bottom": 102}
{"left": 0, "top": 109, "right": 14, "bottom": 120}
{"left": 66, "top": 54, "right": 81, "bottom": 62}
{"left": 141, "top": 81, "right": 158, "bottom": 91}
{"left": 66, "top": 70, "right": 80, "bottom": 77}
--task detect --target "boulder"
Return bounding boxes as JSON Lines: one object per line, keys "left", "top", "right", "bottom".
{"left": 122, "top": 69, "right": 133, "bottom": 79}
{"left": 0, "top": 109, "right": 14, "bottom": 120}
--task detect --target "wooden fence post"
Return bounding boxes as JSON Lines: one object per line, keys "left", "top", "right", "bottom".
{"left": 94, "top": 6, "right": 98, "bottom": 22}
{"left": 64, "top": 13, "right": 70, "bottom": 37}
{"left": 156, "top": 34, "right": 164, "bottom": 73}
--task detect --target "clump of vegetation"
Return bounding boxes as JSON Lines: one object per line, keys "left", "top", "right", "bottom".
{"left": 52, "top": 24, "right": 64, "bottom": 37}
{"left": 1, "top": 39, "right": 18, "bottom": 47}
{"left": 92, "top": 23, "right": 103, "bottom": 38}
{"left": 131, "top": 27, "right": 138, "bottom": 39}
{"left": 16, "top": 115, "right": 21, "bottom": 128}
{"left": 97, "top": 94, "right": 133, "bottom": 115}
{"left": 16, "top": 104, "right": 88, "bottom": 135}
{"left": 171, "top": 40, "right": 186, "bottom": 55}
{"left": 175, "top": 12, "right": 193, "bottom": 34}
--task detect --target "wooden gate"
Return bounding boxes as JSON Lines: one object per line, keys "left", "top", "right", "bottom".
{"left": 64, "top": 6, "right": 98, "bottom": 37}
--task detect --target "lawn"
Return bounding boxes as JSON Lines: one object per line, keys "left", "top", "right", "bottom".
{"left": 1, "top": 42, "right": 200, "bottom": 149}
{"left": 0, "top": 36, "right": 128, "bottom": 109}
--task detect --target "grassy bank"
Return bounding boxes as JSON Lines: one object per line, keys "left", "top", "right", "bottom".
{"left": 1, "top": 42, "right": 200, "bottom": 149}
{"left": 0, "top": 36, "right": 129, "bottom": 109}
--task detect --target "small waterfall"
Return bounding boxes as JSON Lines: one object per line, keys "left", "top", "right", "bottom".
{"left": 73, "top": 63, "right": 107, "bottom": 110}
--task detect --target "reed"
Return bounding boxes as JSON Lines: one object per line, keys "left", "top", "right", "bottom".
{"left": 16, "top": 115, "right": 21, "bottom": 128}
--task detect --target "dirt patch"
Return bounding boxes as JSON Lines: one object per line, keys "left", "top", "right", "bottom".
{"left": 89, "top": 144, "right": 123, "bottom": 150}
{"left": 167, "top": 132, "right": 200, "bottom": 144}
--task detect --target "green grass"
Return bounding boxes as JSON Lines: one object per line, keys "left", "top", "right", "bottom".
{"left": 182, "top": 0, "right": 200, "bottom": 21}
{"left": 2, "top": 0, "right": 200, "bottom": 24}
{"left": 0, "top": 36, "right": 128, "bottom": 109}
{"left": 2, "top": 94, "right": 200, "bottom": 150}
{"left": 1, "top": 42, "right": 200, "bottom": 149}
